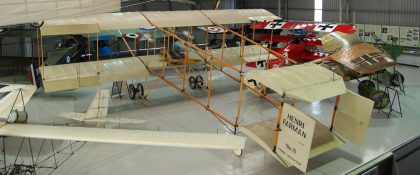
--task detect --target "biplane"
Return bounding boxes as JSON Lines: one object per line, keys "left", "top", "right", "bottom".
{"left": 0, "top": 7, "right": 379, "bottom": 173}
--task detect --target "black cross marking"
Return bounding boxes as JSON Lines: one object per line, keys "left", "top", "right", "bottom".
{"left": 266, "top": 22, "right": 283, "bottom": 29}
{"left": 247, "top": 79, "right": 257, "bottom": 87}
{"left": 257, "top": 60, "right": 266, "bottom": 68}
{"left": 317, "top": 24, "right": 335, "bottom": 31}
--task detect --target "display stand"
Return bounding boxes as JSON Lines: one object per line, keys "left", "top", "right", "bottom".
{"left": 380, "top": 86, "right": 403, "bottom": 118}
{"left": 111, "top": 81, "right": 127, "bottom": 99}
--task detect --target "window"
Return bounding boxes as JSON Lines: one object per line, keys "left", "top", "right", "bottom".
{"left": 314, "top": 0, "right": 323, "bottom": 22}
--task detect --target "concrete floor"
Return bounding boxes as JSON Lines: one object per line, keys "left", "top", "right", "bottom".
{"left": 7, "top": 55, "right": 420, "bottom": 174}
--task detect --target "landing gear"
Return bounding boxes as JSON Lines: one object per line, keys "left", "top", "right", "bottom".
{"left": 358, "top": 80, "right": 375, "bottom": 98}
{"left": 234, "top": 149, "right": 243, "bottom": 156}
{"left": 188, "top": 76, "right": 197, "bottom": 89}
{"left": 188, "top": 75, "right": 205, "bottom": 90}
{"left": 357, "top": 80, "right": 390, "bottom": 109}
{"left": 128, "top": 84, "right": 136, "bottom": 100}
{"left": 128, "top": 83, "right": 146, "bottom": 100}
{"left": 371, "top": 90, "right": 390, "bottom": 109}
{"left": 390, "top": 71, "right": 404, "bottom": 86}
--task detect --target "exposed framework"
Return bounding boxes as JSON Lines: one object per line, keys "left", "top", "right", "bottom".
{"left": 30, "top": 9, "right": 374, "bottom": 172}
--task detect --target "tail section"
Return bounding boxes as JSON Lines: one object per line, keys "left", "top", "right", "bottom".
{"left": 84, "top": 89, "right": 110, "bottom": 120}
{"left": 59, "top": 89, "right": 110, "bottom": 121}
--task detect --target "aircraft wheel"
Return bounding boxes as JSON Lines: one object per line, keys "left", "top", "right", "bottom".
{"left": 370, "top": 90, "right": 390, "bottom": 109}
{"left": 189, "top": 76, "right": 197, "bottom": 89}
{"left": 390, "top": 71, "right": 405, "bottom": 86}
{"left": 358, "top": 80, "right": 375, "bottom": 98}
{"left": 234, "top": 149, "right": 243, "bottom": 156}
{"left": 136, "top": 83, "right": 145, "bottom": 97}
{"left": 31, "top": 21, "right": 44, "bottom": 28}
{"left": 128, "top": 84, "right": 136, "bottom": 100}
{"left": 196, "top": 75, "right": 204, "bottom": 89}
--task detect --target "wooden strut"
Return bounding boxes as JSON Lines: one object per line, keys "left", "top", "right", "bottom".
{"left": 151, "top": 25, "right": 283, "bottom": 107}
{"left": 207, "top": 61, "right": 213, "bottom": 107}
{"left": 330, "top": 96, "right": 341, "bottom": 131}
{"left": 272, "top": 93, "right": 286, "bottom": 152}
{"left": 118, "top": 27, "right": 236, "bottom": 127}
{"left": 88, "top": 33, "right": 91, "bottom": 61}
{"left": 96, "top": 33, "right": 100, "bottom": 74}
{"left": 40, "top": 30, "right": 45, "bottom": 79}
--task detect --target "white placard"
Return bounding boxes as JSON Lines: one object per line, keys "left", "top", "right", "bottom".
{"left": 354, "top": 24, "right": 365, "bottom": 41}
{"left": 276, "top": 104, "right": 316, "bottom": 172}
{"left": 400, "top": 27, "right": 420, "bottom": 48}
{"left": 364, "top": 24, "right": 382, "bottom": 43}
{"left": 381, "top": 26, "right": 400, "bottom": 44}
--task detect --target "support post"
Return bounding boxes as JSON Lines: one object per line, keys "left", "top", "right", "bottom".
{"left": 272, "top": 93, "right": 286, "bottom": 152}
{"left": 330, "top": 96, "right": 341, "bottom": 131}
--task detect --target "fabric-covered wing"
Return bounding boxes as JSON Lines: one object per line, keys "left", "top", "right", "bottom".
{"left": 0, "top": 124, "right": 246, "bottom": 150}
{"left": 322, "top": 32, "right": 396, "bottom": 75}
{"left": 42, "top": 12, "right": 152, "bottom": 36}
{"left": 321, "top": 32, "right": 362, "bottom": 53}
{"left": 245, "top": 63, "right": 346, "bottom": 102}
{"left": 0, "top": 85, "right": 36, "bottom": 119}
{"left": 201, "top": 9, "right": 279, "bottom": 24}
{"left": 190, "top": 45, "right": 276, "bottom": 68}
{"left": 0, "top": 0, "right": 120, "bottom": 27}
{"left": 329, "top": 43, "right": 396, "bottom": 75}
{"left": 85, "top": 89, "right": 110, "bottom": 119}
{"left": 40, "top": 57, "right": 149, "bottom": 92}
{"left": 85, "top": 118, "right": 147, "bottom": 124}
{"left": 142, "top": 11, "right": 213, "bottom": 27}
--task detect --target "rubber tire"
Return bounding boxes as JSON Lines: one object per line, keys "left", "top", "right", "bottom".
{"left": 358, "top": 80, "right": 375, "bottom": 98}
{"left": 189, "top": 76, "right": 197, "bottom": 89}
{"left": 370, "top": 90, "right": 390, "bottom": 109}
{"left": 128, "top": 84, "right": 136, "bottom": 100}
{"left": 390, "top": 71, "right": 405, "bottom": 86}
{"left": 136, "top": 83, "right": 144, "bottom": 97}
{"left": 196, "top": 75, "right": 204, "bottom": 89}
{"left": 31, "top": 21, "right": 44, "bottom": 28}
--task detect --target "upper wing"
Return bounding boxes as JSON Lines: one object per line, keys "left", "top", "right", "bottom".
{"left": 40, "top": 9, "right": 280, "bottom": 36}
{"left": 0, "top": 124, "right": 245, "bottom": 150}
{"left": 245, "top": 63, "right": 346, "bottom": 102}
{"left": 252, "top": 21, "right": 356, "bottom": 34}
{"left": 40, "top": 57, "right": 149, "bottom": 92}
{"left": 322, "top": 32, "right": 396, "bottom": 75}
{"left": 0, "top": 0, "right": 120, "bottom": 27}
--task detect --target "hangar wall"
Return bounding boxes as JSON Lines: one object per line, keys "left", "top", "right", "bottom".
{"left": 323, "top": 0, "right": 420, "bottom": 27}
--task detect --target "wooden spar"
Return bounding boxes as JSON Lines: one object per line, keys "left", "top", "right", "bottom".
{"left": 88, "top": 33, "right": 91, "bottom": 61}
{"left": 96, "top": 33, "right": 99, "bottom": 74}
{"left": 162, "top": 34, "right": 167, "bottom": 77}
{"left": 330, "top": 96, "right": 341, "bottom": 131}
{"left": 211, "top": 21, "right": 298, "bottom": 64}
{"left": 182, "top": 44, "right": 188, "bottom": 90}
{"left": 36, "top": 29, "right": 41, "bottom": 66}
{"left": 221, "top": 28, "right": 226, "bottom": 69}
{"left": 40, "top": 30, "right": 44, "bottom": 79}
{"left": 207, "top": 61, "right": 213, "bottom": 107}
{"left": 272, "top": 93, "right": 286, "bottom": 152}
{"left": 252, "top": 21, "right": 256, "bottom": 41}
{"left": 151, "top": 24, "right": 240, "bottom": 72}
{"left": 117, "top": 27, "right": 235, "bottom": 127}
